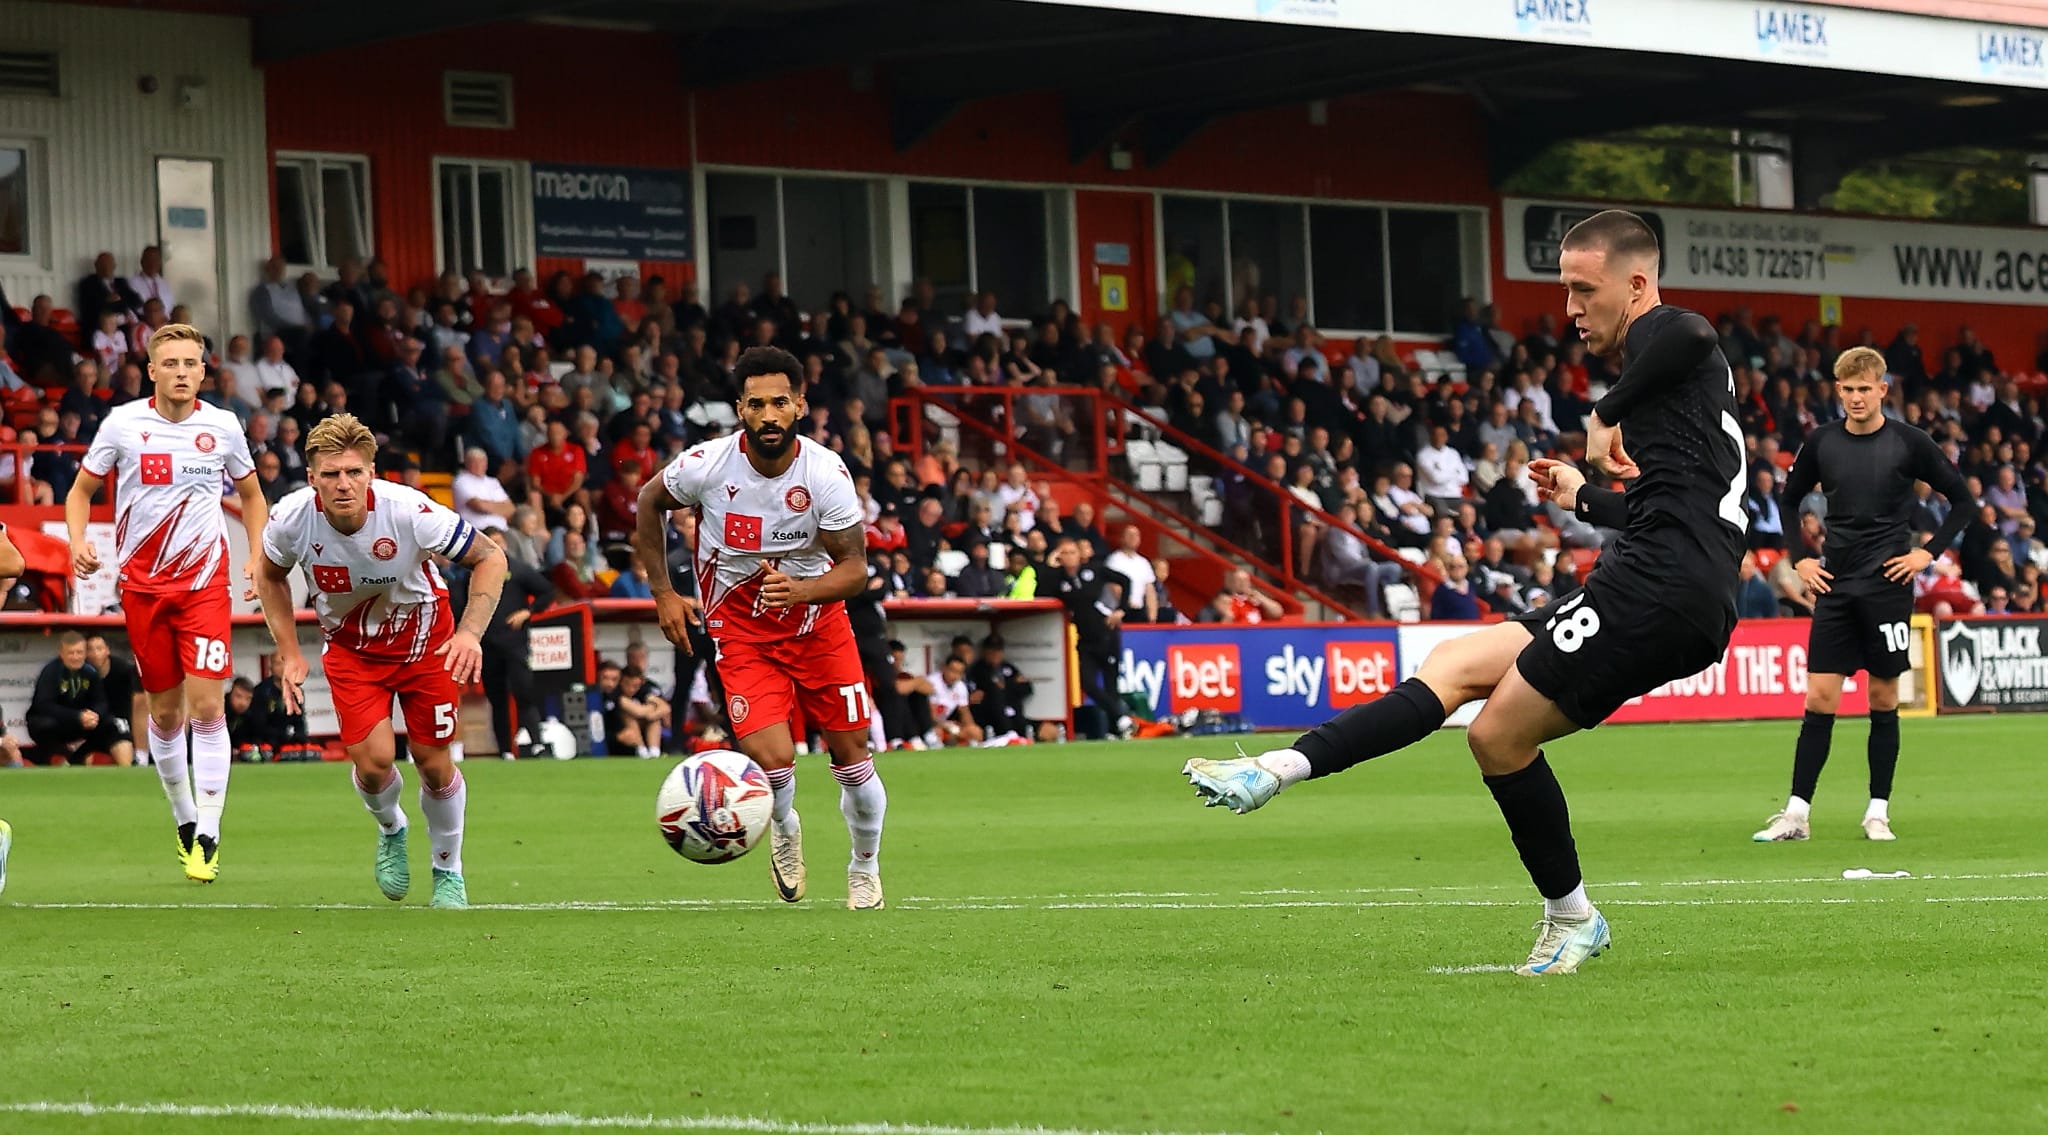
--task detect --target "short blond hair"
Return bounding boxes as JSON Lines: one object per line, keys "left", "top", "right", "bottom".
{"left": 304, "top": 413, "right": 378, "bottom": 470}
{"left": 1833, "top": 346, "right": 1888, "bottom": 383}
{"left": 146, "top": 322, "right": 206, "bottom": 362}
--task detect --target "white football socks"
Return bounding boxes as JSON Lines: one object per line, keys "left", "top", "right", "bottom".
{"left": 1865, "top": 797, "right": 1889, "bottom": 821}
{"left": 1257, "top": 747, "right": 1314, "bottom": 789}
{"left": 765, "top": 765, "right": 797, "bottom": 830}
{"left": 1786, "top": 795, "right": 1812, "bottom": 821}
{"left": 833, "top": 757, "right": 885, "bottom": 874}
{"left": 1545, "top": 883, "right": 1594, "bottom": 922}
{"left": 418, "top": 770, "right": 466, "bottom": 875}
{"left": 353, "top": 766, "right": 407, "bottom": 834}
{"left": 148, "top": 717, "right": 198, "bottom": 827}
{"left": 189, "top": 715, "right": 231, "bottom": 841}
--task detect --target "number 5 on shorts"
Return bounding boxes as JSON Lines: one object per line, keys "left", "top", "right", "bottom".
{"left": 193, "top": 635, "right": 228, "bottom": 673}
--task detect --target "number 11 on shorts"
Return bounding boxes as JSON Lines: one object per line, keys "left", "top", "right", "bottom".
{"left": 838, "top": 683, "right": 872, "bottom": 724}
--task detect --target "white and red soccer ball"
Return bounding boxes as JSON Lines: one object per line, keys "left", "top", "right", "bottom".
{"left": 655, "top": 750, "right": 773, "bottom": 864}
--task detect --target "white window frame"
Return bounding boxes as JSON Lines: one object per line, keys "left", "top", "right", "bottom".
{"left": 0, "top": 136, "right": 47, "bottom": 269}
{"left": 1159, "top": 188, "right": 1488, "bottom": 339}
{"left": 431, "top": 156, "right": 531, "bottom": 284}
{"left": 273, "top": 150, "right": 373, "bottom": 275}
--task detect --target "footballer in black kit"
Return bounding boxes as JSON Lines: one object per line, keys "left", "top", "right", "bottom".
{"left": 1753, "top": 347, "right": 1973, "bottom": 844}
{"left": 1183, "top": 209, "right": 1748, "bottom": 976}
{"left": 1507, "top": 303, "right": 1745, "bottom": 728}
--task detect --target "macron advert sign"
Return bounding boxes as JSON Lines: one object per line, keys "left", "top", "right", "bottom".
{"left": 531, "top": 163, "right": 692, "bottom": 263}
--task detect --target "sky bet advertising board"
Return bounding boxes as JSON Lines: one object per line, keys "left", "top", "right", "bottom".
{"left": 1120, "top": 625, "right": 1400, "bottom": 729}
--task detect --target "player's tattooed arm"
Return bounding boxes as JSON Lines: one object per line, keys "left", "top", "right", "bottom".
{"left": 453, "top": 533, "right": 508, "bottom": 640}
{"left": 769, "top": 523, "right": 869, "bottom": 607}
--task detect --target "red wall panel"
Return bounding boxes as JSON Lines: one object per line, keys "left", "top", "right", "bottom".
{"left": 264, "top": 24, "right": 693, "bottom": 292}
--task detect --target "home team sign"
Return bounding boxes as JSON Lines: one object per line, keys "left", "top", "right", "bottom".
{"left": 1506, "top": 197, "right": 2048, "bottom": 306}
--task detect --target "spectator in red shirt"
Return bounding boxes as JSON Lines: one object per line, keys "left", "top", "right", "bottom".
{"left": 866, "top": 500, "right": 909, "bottom": 554}
{"left": 610, "top": 421, "right": 656, "bottom": 478}
{"left": 527, "top": 419, "right": 587, "bottom": 518}
{"left": 549, "top": 529, "right": 606, "bottom": 600}
{"left": 601, "top": 460, "right": 643, "bottom": 541}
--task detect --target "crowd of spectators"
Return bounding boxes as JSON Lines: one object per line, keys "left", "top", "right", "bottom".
{"left": 6, "top": 244, "right": 2048, "bottom": 633}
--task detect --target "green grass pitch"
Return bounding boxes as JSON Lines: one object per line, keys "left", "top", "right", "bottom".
{"left": 2, "top": 717, "right": 2045, "bottom": 1135}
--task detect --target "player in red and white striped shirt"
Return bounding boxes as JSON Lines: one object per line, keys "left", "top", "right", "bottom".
{"left": 252, "top": 415, "right": 506, "bottom": 909}
{"left": 67, "top": 323, "right": 269, "bottom": 883}
{"left": 635, "top": 346, "right": 887, "bottom": 910}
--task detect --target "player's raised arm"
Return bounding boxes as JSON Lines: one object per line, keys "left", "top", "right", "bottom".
{"left": 1591, "top": 309, "right": 1719, "bottom": 428}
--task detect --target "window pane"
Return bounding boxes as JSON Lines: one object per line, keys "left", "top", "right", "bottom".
{"left": 908, "top": 182, "right": 970, "bottom": 316}
{"left": 1226, "top": 200, "right": 1307, "bottom": 325}
{"left": 1387, "top": 209, "right": 1465, "bottom": 334}
{"left": 319, "top": 163, "right": 367, "bottom": 268}
{"left": 477, "top": 168, "right": 509, "bottom": 278}
{"left": 705, "top": 172, "right": 782, "bottom": 312}
{"left": 276, "top": 162, "right": 313, "bottom": 267}
{"left": 439, "top": 164, "right": 472, "bottom": 274}
{"left": 779, "top": 176, "right": 873, "bottom": 314}
{"left": 1308, "top": 205, "right": 1385, "bottom": 333}
{"left": 1161, "top": 196, "right": 1226, "bottom": 315}
{"left": 971, "top": 187, "right": 1049, "bottom": 319}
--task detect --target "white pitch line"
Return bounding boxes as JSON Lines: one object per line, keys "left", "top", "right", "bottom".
{"left": 1424, "top": 964, "right": 1517, "bottom": 975}
{"left": 10, "top": 894, "right": 2047, "bottom": 914}
{"left": 0, "top": 1100, "right": 1243, "bottom": 1135}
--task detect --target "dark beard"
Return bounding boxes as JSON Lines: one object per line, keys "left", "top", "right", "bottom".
{"left": 744, "top": 422, "right": 794, "bottom": 459}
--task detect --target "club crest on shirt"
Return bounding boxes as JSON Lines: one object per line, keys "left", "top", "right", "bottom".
{"left": 786, "top": 486, "right": 811, "bottom": 513}
{"left": 728, "top": 693, "right": 750, "bottom": 724}
{"left": 195, "top": 432, "right": 216, "bottom": 453}
{"left": 372, "top": 537, "right": 398, "bottom": 561}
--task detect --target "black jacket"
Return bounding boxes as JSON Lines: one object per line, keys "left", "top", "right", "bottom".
{"left": 28, "top": 659, "right": 105, "bottom": 735}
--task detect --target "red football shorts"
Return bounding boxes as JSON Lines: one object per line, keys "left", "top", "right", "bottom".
{"left": 125, "top": 585, "right": 234, "bottom": 693}
{"left": 716, "top": 617, "right": 870, "bottom": 740}
{"left": 321, "top": 641, "right": 461, "bottom": 748}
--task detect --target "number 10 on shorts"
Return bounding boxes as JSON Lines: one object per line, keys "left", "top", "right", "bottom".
{"left": 1879, "top": 621, "right": 1910, "bottom": 653}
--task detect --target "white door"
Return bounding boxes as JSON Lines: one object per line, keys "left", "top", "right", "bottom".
{"left": 155, "top": 157, "right": 225, "bottom": 342}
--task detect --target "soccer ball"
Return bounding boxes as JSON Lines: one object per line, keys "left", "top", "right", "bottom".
{"left": 655, "top": 750, "right": 773, "bottom": 863}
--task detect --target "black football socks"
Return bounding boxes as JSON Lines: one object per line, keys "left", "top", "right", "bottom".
{"left": 1790, "top": 710, "right": 1835, "bottom": 804}
{"left": 1291, "top": 677, "right": 1446, "bottom": 779}
{"left": 1483, "top": 753, "right": 1582, "bottom": 902}
{"left": 1867, "top": 707, "right": 1900, "bottom": 802}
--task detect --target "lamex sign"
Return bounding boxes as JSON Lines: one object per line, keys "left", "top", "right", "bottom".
{"left": 1122, "top": 625, "right": 1399, "bottom": 728}
{"left": 1752, "top": 5, "right": 1830, "bottom": 59}
{"left": 1514, "top": 0, "right": 1593, "bottom": 39}
{"left": 1505, "top": 196, "right": 2048, "bottom": 307}
{"left": 1019, "top": 1, "right": 2048, "bottom": 91}
{"left": 1938, "top": 616, "right": 2048, "bottom": 711}
{"left": 531, "top": 163, "right": 692, "bottom": 262}
{"left": 1978, "top": 27, "right": 2048, "bottom": 84}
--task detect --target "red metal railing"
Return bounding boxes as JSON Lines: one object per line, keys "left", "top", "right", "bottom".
{"left": 891, "top": 387, "right": 1312, "bottom": 619}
